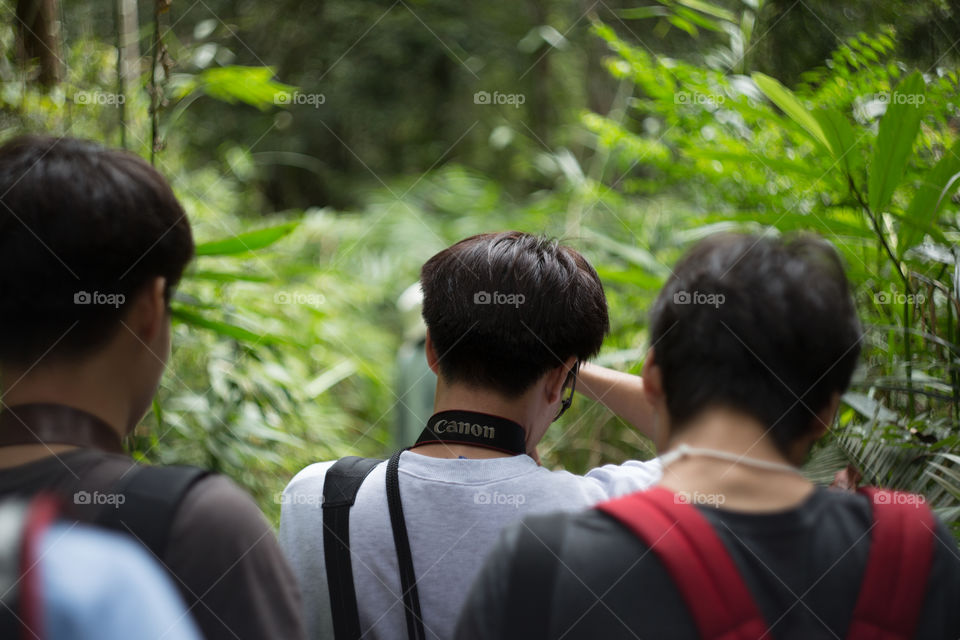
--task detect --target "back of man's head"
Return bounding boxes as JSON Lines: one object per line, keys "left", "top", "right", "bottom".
{"left": 649, "top": 232, "right": 862, "bottom": 454}
{"left": 420, "top": 232, "right": 609, "bottom": 397}
{"left": 0, "top": 135, "right": 193, "bottom": 368}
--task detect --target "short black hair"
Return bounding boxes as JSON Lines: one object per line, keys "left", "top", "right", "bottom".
{"left": 420, "top": 232, "right": 609, "bottom": 397}
{"left": 649, "top": 232, "right": 862, "bottom": 454}
{"left": 0, "top": 135, "right": 194, "bottom": 366}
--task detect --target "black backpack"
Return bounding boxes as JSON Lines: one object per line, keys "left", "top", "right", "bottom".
{"left": 91, "top": 464, "right": 210, "bottom": 560}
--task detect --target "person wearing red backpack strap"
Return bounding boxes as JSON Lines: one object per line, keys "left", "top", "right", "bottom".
{"left": 455, "top": 232, "right": 960, "bottom": 640}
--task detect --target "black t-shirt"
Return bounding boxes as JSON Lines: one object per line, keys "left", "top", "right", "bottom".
{"left": 0, "top": 448, "right": 307, "bottom": 640}
{"left": 455, "top": 486, "right": 960, "bottom": 639}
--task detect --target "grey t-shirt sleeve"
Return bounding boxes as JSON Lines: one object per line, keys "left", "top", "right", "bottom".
{"left": 279, "top": 461, "right": 337, "bottom": 639}
{"left": 165, "top": 474, "right": 308, "bottom": 640}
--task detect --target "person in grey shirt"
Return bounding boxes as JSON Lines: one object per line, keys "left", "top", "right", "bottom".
{"left": 280, "top": 232, "right": 662, "bottom": 640}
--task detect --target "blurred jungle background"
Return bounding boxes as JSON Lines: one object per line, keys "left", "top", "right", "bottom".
{"left": 2, "top": 0, "right": 960, "bottom": 535}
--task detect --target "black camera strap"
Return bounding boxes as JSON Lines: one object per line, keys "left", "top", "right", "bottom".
{"left": 414, "top": 410, "right": 527, "bottom": 456}
{"left": 324, "top": 411, "right": 526, "bottom": 639}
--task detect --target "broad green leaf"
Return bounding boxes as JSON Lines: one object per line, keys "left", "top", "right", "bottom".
{"left": 617, "top": 7, "right": 670, "bottom": 21}
{"left": 196, "top": 66, "right": 297, "bottom": 111}
{"left": 813, "top": 108, "right": 864, "bottom": 185}
{"left": 673, "top": 7, "right": 724, "bottom": 33}
{"left": 751, "top": 73, "right": 831, "bottom": 152}
{"left": 171, "top": 306, "right": 286, "bottom": 345}
{"left": 675, "top": 0, "right": 737, "bottom": 22}
{"left": 868, "top": 71, "right": 926, "bottom": 213}
{"left": 667, "top": 15, "right": 699, "bottom": 37}
{"left": 195, "top": 221, "right": 299, "bottom": 256}
{"left": 899, "top": 140, "right": 960, "bottom": 252}
{"left": 188, "top": 269, "right": 273, "bottom": 283}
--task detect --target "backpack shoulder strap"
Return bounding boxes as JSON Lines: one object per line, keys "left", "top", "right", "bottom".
{"left": 596, "top": 487, "right": 770, "bottom": 640}
{"left": 95, "top": 464, "right": 211, "bottom": 559}
{"left": 502, "top": 512, "right": 569, "bottom": 640}
{"left": 322, "top": 456, "right": 382, "bottom": 640}
{"left": 0, "top": 496, "right": 60, "bottom": 640}
{"left": 847, "top": 487, "right": 936, "bottom": 640}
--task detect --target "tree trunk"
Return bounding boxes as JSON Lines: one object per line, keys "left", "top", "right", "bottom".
{"left": 16, "top": 0, "right": 62, "bottom": 88}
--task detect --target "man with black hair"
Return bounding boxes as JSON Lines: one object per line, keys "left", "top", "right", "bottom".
{"left": 280, "top": 231, "right": 663, "bottom": 640}
{"left": 455, "top": 232, "right": 960, "bottom": 639}
{"left": 0, "top": 135, "right": 306, "bottom": 640}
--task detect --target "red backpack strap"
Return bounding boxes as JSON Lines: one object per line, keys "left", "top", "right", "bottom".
{"left": 19, "top": 495, "right": 60, "bottom": 640}
{"left": 596, "top": 487, "right": 770, "bottom": 640}
{"left": 847, "top": 487, "right": 935, "bottom": 640}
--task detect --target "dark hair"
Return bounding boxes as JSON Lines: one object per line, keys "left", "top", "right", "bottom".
{"left": 420, "top": 232, "right": 609, "bottom": 397}
{"left": 0, "top": 135, "right": 194, "bottom": 366}
{"left": 649, "top": 232, "right": 862, "bottom": 454}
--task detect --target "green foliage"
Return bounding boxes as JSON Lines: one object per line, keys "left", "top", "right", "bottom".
{"left": 587, "top": 11, "right": 960, "bottom": 533}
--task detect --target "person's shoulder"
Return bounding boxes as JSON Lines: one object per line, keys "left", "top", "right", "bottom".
{"left": 283, "top": 459, "right": 340, "bottom": 497}
{"left": 172, "top": 473, "right": 274, "bottom": 545}
{"left": 42, "top": 523, "right": 203, "bottom": 640}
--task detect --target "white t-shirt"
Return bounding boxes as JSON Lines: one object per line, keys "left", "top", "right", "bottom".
{"left": 279, "top": 451, "right": 661, "bottom": 640}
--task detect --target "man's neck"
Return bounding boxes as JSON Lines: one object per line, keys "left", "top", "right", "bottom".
{"left": 657, "top": 409, "right": 815, "bottom": 512}
{"left": 408, "top": 384, "right": 535, "bottom": 460}
{"left": 0, "top": 366, "right": 133, "bottom": 466}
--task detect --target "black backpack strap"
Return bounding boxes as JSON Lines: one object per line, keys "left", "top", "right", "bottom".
{"left": 504, "top": 513, "right": 568, "bottom": 640}
{"left": 385, "top": 450, "right": 426, "bottom": 640}
{"left": 323, "top": 456, "right": 382, "bottom": 640}
{"left": 95, "top": 464, "right": 210, "bottom": 560}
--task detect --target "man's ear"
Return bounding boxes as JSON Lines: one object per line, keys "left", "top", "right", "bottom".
{"left": 424, "top": 331, "right": 441, "bottom": 375}
{"left": 545, "top": 356, "right": 578, "bottom": 404}
{"left": 641, "top": 348, "right": 664, "bottom": 407}
{"left": 127, "top": 277, "right": 167, "bottom": 344}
